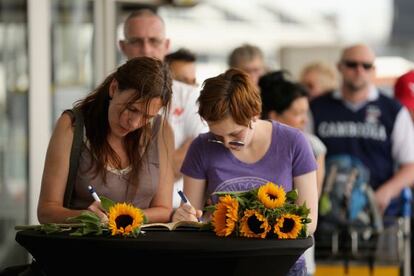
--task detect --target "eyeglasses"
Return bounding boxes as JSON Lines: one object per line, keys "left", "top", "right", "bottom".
{"left": 124, "top": 37, "right": 164, "bottom": 48}
{"left": 342, "top": 60, "right": 374, "bottom": 70}
{"left": 208, "top": 139, "right": 245, "bottom": 147}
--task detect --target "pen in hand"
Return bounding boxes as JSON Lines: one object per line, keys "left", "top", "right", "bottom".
{"left": 87, "top": 185, "right": 108, "bottom": 223}
{"left": 177, "top": 190, "right": 201, "bottom": 222}
{"left": 88, "top": 185, "right": 101, "bottom": 202}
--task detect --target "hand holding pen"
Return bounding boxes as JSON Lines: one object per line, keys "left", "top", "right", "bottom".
{"left": 174, "top": 190, "right": 202, "bottom": 222}
{"left": 87, "top": 185, "right": 108, "bottom": 223}
{"left": 88, "top": 185, "right": 101, "bottom": 202}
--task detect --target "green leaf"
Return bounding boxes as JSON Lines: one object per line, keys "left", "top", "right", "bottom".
{"left": 204, "top": 205, "right": 216, "bottom": 212}
{"left": 212, "top": 191, "right": 245, "bottom": 197}
{"left": 64, "top": 211, "right": 104, "bottom": 236}
{"left": 40, "top": 223, "right": 62, "bottom": 234}
{"left": 100, "top": 196, "right": 116, "bottom": 212}
{"left": 67, "top": 220, "right": 104, "bottom": 236}
{"left": 82, "top": 225, "right": 99, "bottom": 235}
{"left": 70, "top": 228, "right": 85, "bottom": 236}
{"left": 237, "top": 197, "right": 248, "bottom": 209}
{"left": 131, "top": 227, "right": 142, "bottom": 238}
{"left": 286, "top": 189, "right": 298, "bottom": 201}
{"left": 291, "top": 202, "right": 310, "bottom": 217}
{"left": 67, "top": 211, "right": 100, "bottom": 225}
{"left": 299, "top": 224, "right": 308, "bottom": 238}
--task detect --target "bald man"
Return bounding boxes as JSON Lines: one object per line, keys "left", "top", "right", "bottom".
{"left": 119, "top": 10, "right": 170, "bottom": 61}
{"left": 310, "top": 44, "right": 414, "bottom": 216}
{"left": 119, "top": 10, "right": 208, "bottom": 208}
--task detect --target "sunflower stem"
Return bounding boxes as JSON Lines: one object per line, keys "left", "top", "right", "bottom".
{"left": 15, "top": 223, "right": 86, "bottom": 230}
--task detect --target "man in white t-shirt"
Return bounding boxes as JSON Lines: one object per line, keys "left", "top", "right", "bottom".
{"left": 119, "top": 9, "right": 207, "bottom": 208}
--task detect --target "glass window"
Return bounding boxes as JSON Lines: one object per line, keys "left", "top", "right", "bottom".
{"left": 51, "top": 0, "right": 94, "bottom": 122}
{"left": 0, "top": 0, "right": 29, "bottom": 267}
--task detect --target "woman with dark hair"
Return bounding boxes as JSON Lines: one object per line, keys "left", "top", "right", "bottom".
{"left": 38, "top": 57, "right": 175, "bottom": 224}
{"left": 173, "top": 68, "right": 318, "bottom": 275}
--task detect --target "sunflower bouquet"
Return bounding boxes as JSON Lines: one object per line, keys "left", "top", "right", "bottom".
{"left": 207, "top": 182, "right": 311, "bottom": 239}
{"left": 16, "top": 197, "right": 146, "bottom": 238}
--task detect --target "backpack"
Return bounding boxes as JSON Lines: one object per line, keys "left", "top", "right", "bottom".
{"left": 318, "top": 154, "right": 383, "bottom": 233}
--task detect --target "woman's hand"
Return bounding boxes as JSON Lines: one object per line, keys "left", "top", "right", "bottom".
{"left": 87, "top": 201, "right": 108, "bottom": 223}
{"left": 172, "top": 204, "right": 202, "bottom": 222}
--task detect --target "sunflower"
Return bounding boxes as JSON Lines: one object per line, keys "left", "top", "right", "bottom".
{"left": 108, "top": 203, "right": 145, "bottom": 237}
{"left": 257, "top": 182, "right": 286, "bottom": 208}
{"left": 273, "top": 214, "right": 303, "bottom": 239}
{"left": 212, "top": 195, "right": 239, "bottom": 236}
{"left": 239, "top": 209, "right": 271, "bottom": 239}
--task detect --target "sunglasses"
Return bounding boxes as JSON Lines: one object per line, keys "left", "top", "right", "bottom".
{"left": 208, "top": 139, "right": 245, "bottom": 147}
{"left": 207, "top": 121, "right": 252, "bottom": 148}
{"left": 342, "top": 60, "right": 373, "bottom": 70}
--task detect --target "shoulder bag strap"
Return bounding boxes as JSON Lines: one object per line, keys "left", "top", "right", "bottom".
{"left": 63, "top": 108, "right": 84, "bottom": 208}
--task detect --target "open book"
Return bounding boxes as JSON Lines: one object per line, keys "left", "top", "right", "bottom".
{"left": 141, "top": 221, "right": 206, "bottom": 231}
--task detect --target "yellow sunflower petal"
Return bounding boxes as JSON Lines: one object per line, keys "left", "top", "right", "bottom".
{"left": 239, "top": 209, "right": 271, "bottom": 239}
{"left": 258, "top": 182, "right": 286, "bottom": 208}
{"left": 108, "top": 202, "right": 145, "bottom": 236}
{"left": 273, "top": 214, "right": 303, "bottom": 239}
{"left": 212, "top": 195, "right": 239, "bottom": 237}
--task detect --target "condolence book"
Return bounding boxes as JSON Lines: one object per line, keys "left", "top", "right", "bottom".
{"left": 142, "top": 221, "right": 206, "bottom": 231}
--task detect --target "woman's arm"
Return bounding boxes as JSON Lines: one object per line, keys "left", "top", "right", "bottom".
{"left": 37, "top": 113, "right": 85, "bottom": 223}
{"left": 293, "top": 170, "right": 318, "bottom": 235}
{"left": 172, "top": 175, "right": 206, "bottom": 222}
{"left": 144, "top": 120, "right": 175, "bottom": 223}
{"left": 315, "top": 154, "right": 325, "bottom": 198}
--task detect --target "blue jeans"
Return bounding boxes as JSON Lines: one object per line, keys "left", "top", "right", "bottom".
{"left": 286, "top": 256, "right": 307, "bottom": 276}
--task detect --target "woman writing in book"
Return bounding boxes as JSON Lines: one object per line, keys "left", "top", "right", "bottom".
{"left": 172, "top": 68, "right": 318, "bottom": 275}
{"left": 38, "top": 57, "right": 175, "bottom": 224}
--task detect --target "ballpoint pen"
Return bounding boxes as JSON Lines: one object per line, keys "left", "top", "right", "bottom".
{"left": 177, "top": 190, "right": 201, "bottom": 222}
{"left": 88, "top": 185, "right": 101, "bottom": 202}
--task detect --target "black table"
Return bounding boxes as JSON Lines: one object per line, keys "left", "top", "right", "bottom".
{"left": 15, "top": 230, "right": 312, "bottom": 275}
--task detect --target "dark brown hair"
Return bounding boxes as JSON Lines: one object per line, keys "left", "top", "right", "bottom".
{"left": 165, "top": 48, "right": 196, "bottom": 63}
{"left": 259, "top": 71, "right": 308, "bottom": 118}
{"left": 75, "top": 56, "right": 172, "bottom": 183}
{"left": 198, "top": 68, "right": 261, "bottom": 126}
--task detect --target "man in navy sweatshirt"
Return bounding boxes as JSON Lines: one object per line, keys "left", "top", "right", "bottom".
{"left": 310, "top": 44, "right": 414, "bottom": 217}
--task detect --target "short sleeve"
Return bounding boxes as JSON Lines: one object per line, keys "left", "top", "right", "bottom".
{"left": 305, "top": 133, "right": 327, "bottom": 157}
{"left": 183, "top": 85, "right": 209, "bottom": 137}
{"left": 391, "top": 107, "right": 414, "bottom": 164}
{"left": 180, "top": 135, "right": 208, "bottom": 180}
{"left": 292, "top": 131, "right": 318, "bottom": 177}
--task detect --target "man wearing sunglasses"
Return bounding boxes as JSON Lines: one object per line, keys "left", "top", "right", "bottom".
{"left": 310, "top": 44, "right": 414, "bottom": 218}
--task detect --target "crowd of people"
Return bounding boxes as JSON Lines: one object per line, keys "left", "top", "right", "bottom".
{"left": 35, "top": 8, "right": 414, "bottom": 276}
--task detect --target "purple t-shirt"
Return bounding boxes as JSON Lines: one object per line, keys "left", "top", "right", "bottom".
{"left": 181, "top": 120, "right": 317, "bottom": 198}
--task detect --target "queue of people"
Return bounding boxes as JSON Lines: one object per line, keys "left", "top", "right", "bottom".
{"left": 34, "top": 8, "right": 414, "bottom": 276}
